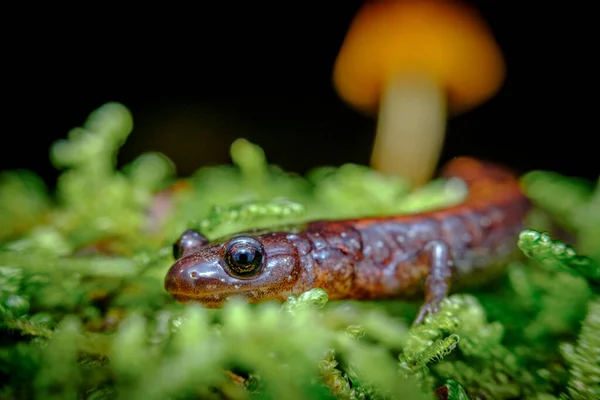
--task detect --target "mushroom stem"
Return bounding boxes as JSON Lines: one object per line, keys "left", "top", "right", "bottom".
{"left": 370, "top": 73, "right": 447, "bottom": 187}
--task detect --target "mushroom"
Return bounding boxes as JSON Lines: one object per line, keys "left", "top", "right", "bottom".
{"left": 333, "top": 0, "right": 505, "bottom": 186}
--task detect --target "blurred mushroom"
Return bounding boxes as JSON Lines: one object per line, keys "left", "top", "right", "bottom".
{"left": 333, "top": 0, "right": 505, "bottom": 186}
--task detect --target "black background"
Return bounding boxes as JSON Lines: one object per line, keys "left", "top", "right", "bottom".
{"left": 2, "top": 2, "right": 598, "bottom": 188}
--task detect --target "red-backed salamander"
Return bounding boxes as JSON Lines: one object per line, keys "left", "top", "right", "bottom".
{"left": 165, "top": 157, "right": 531, "bottom": 324}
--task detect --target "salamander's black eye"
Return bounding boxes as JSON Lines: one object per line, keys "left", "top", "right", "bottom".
{"left": 223, "top": 237, "right": 264, "bottom": 277}
{"left": 173, "top": 229, "right": 209, "bottom": 259}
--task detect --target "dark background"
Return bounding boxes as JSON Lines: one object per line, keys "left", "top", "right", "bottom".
{"left": 2, "top": 2, "right": 598, "bottom": 188}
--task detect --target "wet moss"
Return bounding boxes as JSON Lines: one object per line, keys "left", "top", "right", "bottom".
{"left": 0, "top": 103, "right": 598, "bottom": 399}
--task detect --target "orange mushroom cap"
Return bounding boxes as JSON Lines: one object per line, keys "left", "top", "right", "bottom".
{"left": 333, "top": 0, "right": 505, "bottom": 115}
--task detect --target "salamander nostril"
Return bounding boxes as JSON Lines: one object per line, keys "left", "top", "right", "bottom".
{"left": 189, "top": 270, "right": 198, "bottom": 279}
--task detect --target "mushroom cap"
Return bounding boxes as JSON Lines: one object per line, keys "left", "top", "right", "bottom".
{"left": 333, "top": 0, "right": 505, "bottom": 115}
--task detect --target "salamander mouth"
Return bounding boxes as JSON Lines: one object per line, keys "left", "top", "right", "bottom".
{"left": 165, "top": 266, "right": 288, "bottom": 306}
{"left": 169, "top": 288, "right": 287, "bottom": 308}
{"left": 171, "top": 293, "right": 226, "bottom": 308}
{"left": 169, "top": 289, "right": 263, "bottom": 308}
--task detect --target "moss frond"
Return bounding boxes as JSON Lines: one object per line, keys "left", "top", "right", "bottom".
{"left": 0, "top": 170, "right": 51, "bottom": 241}
{"left": 518, "top": 229, "right": 600, "bottom": 286}
{"left": 195, "top": 198, "right": 307, "bottom": 240}
{"left": 522, "top": 170, "right": 600, "bottom": 260}
{"left": 560, "top": 299, "right": 600, "bottom": 400}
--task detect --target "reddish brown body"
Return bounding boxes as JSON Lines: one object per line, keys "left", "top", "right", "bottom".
{"left": 165, "top": 157, "right": 531, "bottom": 323}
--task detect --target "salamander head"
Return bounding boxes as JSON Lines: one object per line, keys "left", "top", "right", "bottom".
{"left": 164, "top": 229, "right": 303, "bottom": 307}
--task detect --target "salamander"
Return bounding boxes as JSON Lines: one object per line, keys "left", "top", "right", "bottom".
{"left": 164, "top": 157, "right": 531, "bottom": 324}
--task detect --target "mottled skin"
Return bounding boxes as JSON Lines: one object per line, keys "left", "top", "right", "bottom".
{"left": 165, "top": 157, "right": 531, "bottom": 324}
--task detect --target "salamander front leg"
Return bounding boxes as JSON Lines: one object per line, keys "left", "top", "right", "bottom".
{"left": 413, "top": 240, "right": 453, "bottom": 325}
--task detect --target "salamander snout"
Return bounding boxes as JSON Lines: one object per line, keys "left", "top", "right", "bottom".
{"left": 164, "top": 252, "right": 233, "bottom": 306}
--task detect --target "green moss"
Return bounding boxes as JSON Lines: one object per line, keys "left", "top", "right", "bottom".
{"left": 0, "top": 103, "right": 598, "bottom": 399}
{"left": 560, "top": 298, "right": 600, "bottom": 400}
{"left": 0, "top": 170, "right": 51, "bottom": 241}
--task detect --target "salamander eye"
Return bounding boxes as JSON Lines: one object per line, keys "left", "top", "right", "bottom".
{"left": 223, "top": 237, "right": 264, "bottom": 278}
{"left": 173, "top": 229, "right": 209, "bottom": 259}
